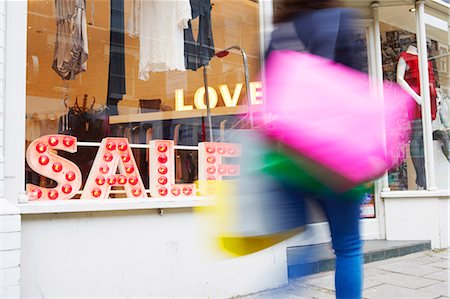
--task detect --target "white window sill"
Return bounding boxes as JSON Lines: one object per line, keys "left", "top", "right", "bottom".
{"left": 19, "top": 197, "right": 214, "bottom": 214}
{"left": 381, "top": 190, "right": 450, "bottom": 199}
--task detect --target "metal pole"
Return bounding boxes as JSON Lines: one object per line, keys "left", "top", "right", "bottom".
{"left": 203, "top": 65, "right": 214, "bottom": 142}
{"left": 218, "top": 46, "right": 254, "bottom": 128}
{"left": 416, "top": 0, "right": 437, "bottom": 190}
{"left": 372, "top": 2, "right": 391, "bottom": 192}
{"left": 241, "top": 49, "right": 254, "bottom": 128}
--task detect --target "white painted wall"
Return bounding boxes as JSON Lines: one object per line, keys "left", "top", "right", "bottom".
{"left": 20, "top": 208, "right": 288, "bottom": 298}
{"left": 0, "top": 2, "right": 21, "bottom": 298}
{"left": 384, "top": 196, "right": 450, "bottom": 249}
{"left": 20, "top": 206, "right": 382, "bottom": 299}
{"left": 0, "top": 201, "right": 21, "bottom": 299}
{"left": 4, "top": 0, "right": 27, "bottom": 205}
{"left": 0, "top": 0, "right": 6, "bottom": 198}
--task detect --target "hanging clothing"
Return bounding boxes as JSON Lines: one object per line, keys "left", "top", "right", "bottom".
{"left": 58, "top": 105, "right": 110, "bottom": 186}
{"left": 53, "top": 0, "right": 89, "bottom": 80}
{"left": 398, "top": 52, "right": 437, "bottom": 120}
{"left": 107, "top": 0, "right": 126, "bottom": 116}
{"left": 128, "top": 0, "right": 192, "bottom": 80}
{"left": 184, "top": 0, "right": 215, "bottom": 71}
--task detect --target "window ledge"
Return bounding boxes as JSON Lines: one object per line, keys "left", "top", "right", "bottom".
{"left": 381, "top": 190, "right": 450, "bottom": 199}
{"left": 19, "top": 197, "right": 214, "bottom": 214}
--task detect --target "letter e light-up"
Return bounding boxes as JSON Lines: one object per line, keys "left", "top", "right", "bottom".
{"left": 26, "top": 135, "right": 82, "bottom": 200}
{"left": 198, "top": 142, "right": 241, "bottom": 195}
{"left": 81, "top": 138, "right": 147, "bottom": 199}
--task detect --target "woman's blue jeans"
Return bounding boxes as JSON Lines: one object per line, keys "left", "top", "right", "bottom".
{"left": 311, "top": 197, "right": 363, "bottom": 299}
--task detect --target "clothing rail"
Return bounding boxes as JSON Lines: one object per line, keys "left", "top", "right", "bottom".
{"left": 429, "top": 52, "right": 450, "bottom": 61}
{"left": 76, "top": 142, "right": 199, "bottom": 151}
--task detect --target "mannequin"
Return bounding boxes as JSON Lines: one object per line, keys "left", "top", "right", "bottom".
{"left": 397, "top": 45, "right": 421, "bottom": 104}
{"left": 396, "top": 44, "right": 438, "bottom": 189}
{"left": 433, "top": 88, "right": 450, "bottom": 162}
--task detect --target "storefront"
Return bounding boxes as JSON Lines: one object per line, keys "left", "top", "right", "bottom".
{"left": 0, "top": 0, "right": 448, "bottom": 298}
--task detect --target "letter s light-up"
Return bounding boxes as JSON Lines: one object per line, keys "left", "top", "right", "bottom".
{"left": 26, "top": 135, "right": 82, "bottom": 200}
{"left": 81, "top": 138, "right": 147, "bottom": 199}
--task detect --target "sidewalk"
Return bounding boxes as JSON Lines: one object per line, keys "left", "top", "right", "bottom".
{"left": 242, "top": 249, "right": 449, "bottom": 298}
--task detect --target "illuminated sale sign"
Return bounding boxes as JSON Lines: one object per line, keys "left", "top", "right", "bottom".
{"left": 25, "top": 135, "right": 241, "bottom": 200}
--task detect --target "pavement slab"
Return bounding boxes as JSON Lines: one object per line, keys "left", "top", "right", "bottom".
{"left": 303, "top": 274, "right": 335, "bottom": 291}
{"left": 363, "top": 267, "right": 392, "bottom": 277}
{"left": 363, "top": 284, "right": 435, "bottom": 299}
{"left": 424, "top": 269, "right": 450, "bottom": 282}
{"left": 433, "top": 251, "right": 449, "bottom": 260}
{"left": 411, "top": 256, "right": 446, "bottom": 265}
{"left": 428, "top": 260, "right": 450, "bottom": 269}
{"left": 417, "top": 282, "right": 450, "bottom": 298}
{"left": 368, "top": 271, "right": 440, "bottom": 289}
{"left": 239, "top": 249, "right": 449, "bottom": 299}
{"left": 378, "top": 261, "right": 443, "bottom": 277}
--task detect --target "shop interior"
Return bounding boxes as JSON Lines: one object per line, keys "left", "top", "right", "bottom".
{"left": 25, "top": 0, "right": 262, "bottom": 191}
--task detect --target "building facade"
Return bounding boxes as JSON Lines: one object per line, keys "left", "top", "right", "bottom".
{"left": 0, "top": 0, "right": 449, "bottom": 298}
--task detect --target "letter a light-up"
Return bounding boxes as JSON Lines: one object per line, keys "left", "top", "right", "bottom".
{"left": 149, "top": 140, "right": 195, "bottom": 197}
{"left": 81, "top": 138, "right": 147, "bottom": 199}
{"left": 26, "top": 135, "right": 82, "bottom": 200}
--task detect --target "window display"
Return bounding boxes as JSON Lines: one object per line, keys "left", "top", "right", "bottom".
{"left": 397, "top": 44, "right": 438, "bottom": 189}
{"left": 381, "top": 4, "right": 450, "bottom": 191}
{"left": 426, "top": 5, "right": 450, "bottom": 190}
{"left": 382, "top": 30, "right": 432, "bottom": 191}
{"left": 26, "top": 0, "right": 262, "bottom": 198}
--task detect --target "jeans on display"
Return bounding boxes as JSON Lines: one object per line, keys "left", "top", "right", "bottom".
{"left": 410, "top": 119, "right": 427, "bottom": 188}
{"left": 184, "top": 0, "right": 215, "bottom": 71}
{"left": 316, "top": 197, "right": 363, "bottom": 299}
{"left": 106, "top": 0, "right": 126, "bottom": 116}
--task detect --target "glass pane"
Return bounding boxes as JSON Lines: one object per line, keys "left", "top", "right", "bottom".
{"left": 426, "top": 4, "right": 450, "bottom": 190}
{"left": 379, "top": 5, "right": 427, "bottom": 191}
{"left": 26, "top": 0, "right": 262, "bottom": 198}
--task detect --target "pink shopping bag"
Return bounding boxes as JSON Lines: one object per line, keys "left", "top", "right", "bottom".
{"left": 258, "top": 50, "right": 415, "bottom": 191}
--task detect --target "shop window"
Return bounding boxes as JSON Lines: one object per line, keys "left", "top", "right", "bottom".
{"left": 25, "top": 0, "right": 262, "bottom": 199}
{"left": 379, "top": 5, "right": 429, "bottom": 191}
{"left": 380, "top": 4, "right": 450, "bottom": 191}
{"left": 425, "top": 4, "right": 450, "bottom": 191}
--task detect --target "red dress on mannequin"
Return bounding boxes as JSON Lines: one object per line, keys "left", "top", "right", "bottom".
{"left": 398, "top": 52, "right": 437, "bottom": 120}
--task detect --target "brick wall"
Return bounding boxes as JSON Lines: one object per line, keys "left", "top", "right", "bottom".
{"left": 0, "top": 2, "right": 21, "bottom": 298}
{"left": 0, "top": 207, "right": 21, "bottom": 298}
